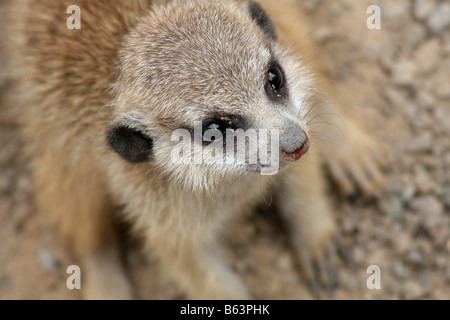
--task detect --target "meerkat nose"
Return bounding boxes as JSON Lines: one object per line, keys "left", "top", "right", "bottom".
{"left": 280, "top": 123, "right": 310, "bottom": 161}
{"left": 282, "top": 135, "right": 310, "bottom": 161}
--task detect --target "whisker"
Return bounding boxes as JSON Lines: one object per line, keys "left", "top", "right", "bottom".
{"left": 307, "top": 111, "right": 343, "bottom": 123}
{"left": 259, "top": 175, "right": 273, "bottom": 207}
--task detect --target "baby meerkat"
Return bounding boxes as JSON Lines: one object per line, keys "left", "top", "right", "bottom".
{"left": 5, "top": 0, "right": 386, "bottom": 299}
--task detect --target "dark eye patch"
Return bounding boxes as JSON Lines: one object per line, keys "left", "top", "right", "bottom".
{"left": 177, "top": 112, "right": 249, "bottom": 147}
{"left": 173, "top": 113, "right": 246, "bottom": 146}
{"left": 203, "top": 121, "right": 226, "bottom": 142}
{"left": 201, "top": 113, "right": 248, "bottom": 144}
{"left": 247, "top": 1, "right": 277, "bottom": 40}
{"left": 202, "top": 113, "right": 247, "bottom": 132}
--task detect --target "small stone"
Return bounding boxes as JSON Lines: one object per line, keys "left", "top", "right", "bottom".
{"left": 413, "top": 165, "right": 435, "bottom": 194}
{"left": 414, "top": 39, "right": 441, "bottom": 74}
{"left": 385, "top": 198, "right": 404, "bottom": 223}
{"left": 404, "top": 103, "right": 419, "bottom": 121}
{"left": 417, "top": 90, "right": 436, "bottom": 110}
{"left": 434, "top": 254, "right": 448, "bottom": 270}
{"left": 393, "top": 231, "right": 412, "bottom": 254}
{"left": 387, "top": 176, "right": 405, "bottom": 195}
{"left": 431, "top": 221, "right": 450, "bottom": 247}
{"left": 414, "top": 0, "right": 436, "bottom": 20}
{"left": 379, "top": 47, "right": 393, "bottom": 69}
{"left": 409, "top": 196, "right": 443, "bottom": 229}
{"left": 301, "top": 0, "right": 321, "bottom": 12}
{"left": 352, "top": 247, "right": 365, "bottom": 265}
{"left": 423, "top": 205, "right": 444, "bottom": 230}
{"left": 416, "top": 238, "right": 433, "bottom": 257}
{"left": 402, "top": 184, "right": 416, "bottom": 202}
{"left": 393, "top": 262, "right": 409, "bottom": 280}
{"left": 392, "top": 59, "right": 418, "bottom": 86}
{"left": 407, "top": 132, "right": 433, "bottom": 153}
{"left": 382, "top": 0, "right": 411, "bottom": 22}
{"left": 38, "top": 248, "right": 58, "bottom": 272}
{"left": 405, "top": 23, "right": 427, "bottom": 48}
{"left": 366, "top": 248, "right": 388, "bottom": 266}
{"left": 427, "top": 3, "right": 450, "bottom": 33}
{"left": 401, "top": 280, "right": 426, "bottom": 299}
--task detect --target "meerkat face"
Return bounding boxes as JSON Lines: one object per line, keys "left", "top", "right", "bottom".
{"left": 107, "top": 0, "right": 315, "bottom": 191}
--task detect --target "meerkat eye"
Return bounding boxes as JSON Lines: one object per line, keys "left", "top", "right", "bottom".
{"left": 208, "top": 123, "right": 220, "bottom": 131}
{"left": 200, "top": 114, "right": 247, "bottom": 144}
{"left": 267, "top": 61, "right": 285, "bottom": 92}
{"left": 203, "top": 121, "right": 226, "bottom": 142}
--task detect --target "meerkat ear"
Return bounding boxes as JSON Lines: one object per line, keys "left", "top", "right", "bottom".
{"left": 106, "top": 122, "right": 154, "bottom": 163}
{"left": 243, "top": 1, "right": 277, "bottom": 40}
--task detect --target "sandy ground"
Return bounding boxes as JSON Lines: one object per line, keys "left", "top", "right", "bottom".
{"left": 0, "top": 0, "right": 449, "bottom": 300}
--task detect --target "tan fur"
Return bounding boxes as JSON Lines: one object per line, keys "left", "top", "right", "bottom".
{"left": 4, "top": 0, "right": 386, "bottom": 299}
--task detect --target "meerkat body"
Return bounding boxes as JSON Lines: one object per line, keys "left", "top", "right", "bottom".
{"left": 5, "top": 0, "right": 385, "bottom": 299}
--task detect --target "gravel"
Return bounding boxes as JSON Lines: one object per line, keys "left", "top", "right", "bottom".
{"left": 38, "top": 248, "right": 58, "bottom": 272}
{"left": 414, "top": 0, "right": 436, "bottom": 21}
{"left": 427, "top": 3, "right": 450, "bottom": 33}
{"left": 391, "top": 59, "right": 418, "bottom": 86}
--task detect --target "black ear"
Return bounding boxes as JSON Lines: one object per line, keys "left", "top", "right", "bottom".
{"left": 246, "top": 1, "right": 277, "bottom": 40}
{"left": 106, "top": 124, "right": 153, "bottom": 163}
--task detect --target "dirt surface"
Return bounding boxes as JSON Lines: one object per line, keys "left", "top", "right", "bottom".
{"left": 0, "top": 0, "right": 449, "bottom": 300}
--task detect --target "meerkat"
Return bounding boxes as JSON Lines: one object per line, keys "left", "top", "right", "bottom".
{"left": 4, "top": 0, "right": 386, "bottom": 299}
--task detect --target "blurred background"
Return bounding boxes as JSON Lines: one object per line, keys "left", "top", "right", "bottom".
{"left": 0, "top": 0, "right": 449, "bottom": 299}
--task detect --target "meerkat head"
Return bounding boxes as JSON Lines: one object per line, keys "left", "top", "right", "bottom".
{"left": 107, "top": 0, "right": 315, "bottom": 192}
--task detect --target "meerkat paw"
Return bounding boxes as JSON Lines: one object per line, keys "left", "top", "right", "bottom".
{"left": 81, "top": 247, "right": 133, "bottom": 300}
{"left": 299, "top": 236, "right": 340, "bottom": 299}
{"left": 291, "top": 217, "right": 339, "bottom": 299}
{"left": 324, "top": 121, "right": 387, "bottom": 197}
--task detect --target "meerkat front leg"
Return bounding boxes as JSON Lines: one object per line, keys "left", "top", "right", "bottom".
{"left": 276, "top": 151, "right": 338, "bottom": 298}
{"left": 142, "top": 206, "right": 250, "bottom": 300}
